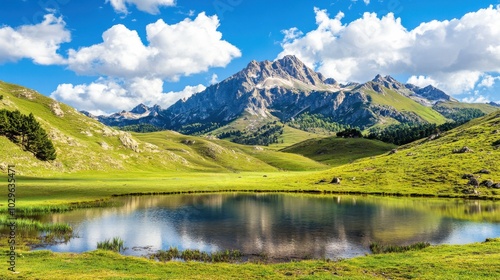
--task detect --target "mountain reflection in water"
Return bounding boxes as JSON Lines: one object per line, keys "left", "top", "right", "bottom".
{"left": 38, "top": 194, "right": 500, "bottom": 259}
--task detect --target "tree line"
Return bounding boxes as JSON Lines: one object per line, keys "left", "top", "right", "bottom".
{"left": 0, "top": 109, "right": 56, "bottom": 160}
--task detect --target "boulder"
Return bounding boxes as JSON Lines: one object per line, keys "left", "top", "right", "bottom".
{"left": 453, "top": 146, "right": 473, "bottom": 154}
{"left": 481, "top": 180, "right": 494, "bottom": 188}
{"left": 462, "top": 174, "right": 475, "bottom": 179}
{"left": 389, "top": 149, "right": 398, "bottom": 155}
{"left": 476, "top": 169, "right": 491, "bottom": 174}
{"left": 427, "top": 134, "right": 440, "bottom": 141}
{"left": 468, "top": 177, "right": 479, "bottom": 187}
{"left": 493, "top": 183, "right": 500, "bottom": 189}
{"left": 331, "top": 177, "right": 341, "bottom": 184}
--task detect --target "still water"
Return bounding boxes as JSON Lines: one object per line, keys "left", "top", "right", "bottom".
{"left": 38, "top": 193, "right": 500, "bottom": 259}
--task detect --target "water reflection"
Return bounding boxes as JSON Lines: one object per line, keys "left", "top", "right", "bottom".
{"left": 38, "top": 194, "right": 500, "bottom": 259}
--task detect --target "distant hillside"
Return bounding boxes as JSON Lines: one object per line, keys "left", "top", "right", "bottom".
{"left": 0, "top": 81, "right": 330, "bottom": 175}
{"left": 281, "top": 137, "right": 396, "bottom": 167}
{"left": 310, "top": 111, "right": 500, "bottom": 197}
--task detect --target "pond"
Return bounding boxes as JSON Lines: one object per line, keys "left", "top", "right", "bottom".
{"left": 36, "top": 193, "right": 500, "bottom": 259}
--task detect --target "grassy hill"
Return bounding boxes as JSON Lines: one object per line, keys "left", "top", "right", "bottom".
{"left": 366, "top": 87, "right": 448, "bottom": 124}
{"left": 307, "top": 111, "right": 500, "bottom": 197}
{"left": 281, "top": 137, "right": 396, "bottom": 166}
{"left": 0, "top": 81, "right": 328, "bottom": 175}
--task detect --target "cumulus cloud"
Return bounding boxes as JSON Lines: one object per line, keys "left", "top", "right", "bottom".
{"left": 209, "top": 73, "right": 219, "bottom": 85}
{"left": 0, "top": 14, "right": 70, "bottom": 65}
{"left": 107, "top": 0, "right": 175, "bottom": 14}
{"left": 406, "top": 75, "right": 438, "bottom": 88}
{"left": 462, "top": 94, "right": 489, "bottom": 103}
{"left": 50, "top": 78, "right": 205, "bottom": 114}
{"left": 479, "top": 74, "right": 499, "bottom": 88}
{"left": 279, "top": 5, "right": 500, "bottom": 95}
{"left": 67, "top": 12, "right": 241, "bottom": 81}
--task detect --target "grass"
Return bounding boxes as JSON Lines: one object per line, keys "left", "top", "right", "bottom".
{"left": 369, "top": 242, "right": 431, "bottom": 254}
{"left": 96, "top": 237, "right": 125, "bottom": 253}
{"left": 365, "top": 86, "right": 448, "bottom": 124}
{"left": 0, "top": 215, "right": 72, "bottom": 234}
{"left": 1, "top": 238, "right": 499, "bottom": 279}
{"left": 281, "top": 136, "right": 396, "bottom": 166}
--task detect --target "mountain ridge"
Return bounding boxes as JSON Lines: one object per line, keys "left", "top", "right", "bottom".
{"left": 88, "top": 56, "right": 496, "bottom": 138}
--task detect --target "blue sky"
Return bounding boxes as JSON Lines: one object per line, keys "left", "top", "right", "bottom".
{"left": 1, "top": 0, "right": 500, "bottom": 114}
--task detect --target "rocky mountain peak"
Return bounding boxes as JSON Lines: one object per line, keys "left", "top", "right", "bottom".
{"left": 239, "top": 55, "right": 325, "bottom": 88}
{"left": 416, "top": 85, "right": 453, "bottom": 102}
{"left": 130, "top": 103, "right": 149, "bottom": 114}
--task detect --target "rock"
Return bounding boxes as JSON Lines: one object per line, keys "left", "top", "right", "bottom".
{"left": 481, "top": 180, "right": 494, "bottom": 188}
{"left": 406, "top": 152, "right": 415, "bottom": 156}
{"left": 476, "top": 169, "right": 491, "bottom": 174}
{"left": 181, "top": 139, "right": 196, "bottom": 145}
{"left": 389, "top": 149, "right": 398, "bottom": 155}
{"left": 453, "top": 146, "right": 473, "bottom": 154}
{"left": 462, "top": 174, "right": 475, "bottom": 179}
{"left": 100, "top": 141, "right": 111, "bottom": 150}
{"left": 50, "top": 102, "right": 64, "bottom": 117}
{"left": 468, "top": 177, "right": 480, "bottom": 187}
{"left": 492, "top": 130, "right": 499, "bottom": 134}
{"left": 427, "top": 134, "right": 440, "bottom": 141}
{"left": 331, "top": 177, "right": 341, "bottom": 184}
{"left": 493, "top": 183, "right": 500, "bottom": 189}
{"left": 119, "top": 132, "right": 140, "bottom": 152}
{"left": 253, "top": 146, "right": 264, "bottom": 151}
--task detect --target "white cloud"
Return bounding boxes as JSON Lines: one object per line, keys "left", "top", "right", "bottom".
{"left": 479, "top": 74, "right": 499, "bottom": 88}
{"left": 462, "top": 95, "right": 489, "bottom": 103}
{"left": 279, "top": 5, "right": 500, "bottom": 95}
{"left": 209, "top": 73, "right": 219, "bottom": 85}
{"left": 0, "top": 14, "right": 70, "bottom": 65}
{"left": 407, "top": 75, "right": 438, "bottom": 88}
{"left": 107, "top": 0, "right": 175, "bottom": 14}
{"left": 50, "top": 78, "right": 205, "bottom": 114}
{"left": 363, "top": 0, "right": 370, "bottom": 5}
{"left": 67, "top": 12, "right": 241, "bottom": 81}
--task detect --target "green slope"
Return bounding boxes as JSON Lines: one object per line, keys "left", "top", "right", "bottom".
{"left": 366, "top": 87, "right": 448, "bottom": 124}
{"left": 281, "top": 137, "right": 396, "bottom": 166}
{"left": 309, "top": 111, "right": 500, "bottom": 197}
{"left": 0, "top": 81, "right": 327, "bottom": 175}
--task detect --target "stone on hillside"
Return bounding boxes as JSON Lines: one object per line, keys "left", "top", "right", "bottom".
{"left": 119, "top": 133, "right": 140, "bottom": 152}
{"left": 427, "top": 134, "right": 440, "bottom": 141}
{"left": 100, "top": 141, "right": 111, "bottom": 150}
{"left": 181, "top": 139, "right": 196, "bottom": 145}
{"left": 462, "top": 174, "right": 475, "bottom": 179}
{"left": 50, "top": 102, "right": 64, "bottom": 117}
{"left": 453, "top": 146, "right": 473, "bottom": 154}
{"left": 331, "top": 177, "right": 341, "bottom": 184}
{"left": 406, "top": 152, "right": 415, "bottom": 156}
{"left": 253, "top": 146, "right": 264, "bottom": 151}
{"left": 493, "top": 183, "right": 500, "bottom": 189}
{"left": 389, "top": 149, "right": 398, "bottom": 155}
{"left": 476, "top": 169, "right": 491, "bottom": 174}
{"left": 468, "top": 177, "right": 479, "bottom": 187}
{"left": 481, "top": 180, "right": 494, "bottom": 188}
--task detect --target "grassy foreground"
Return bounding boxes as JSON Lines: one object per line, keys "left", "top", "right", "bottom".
{"left": 1, "top": 238, "right": 499, "bottom": 279}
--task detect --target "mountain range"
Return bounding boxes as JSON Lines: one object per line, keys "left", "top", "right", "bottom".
{"left": 93, "top": 55, "right": 497, "bottom": 134}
